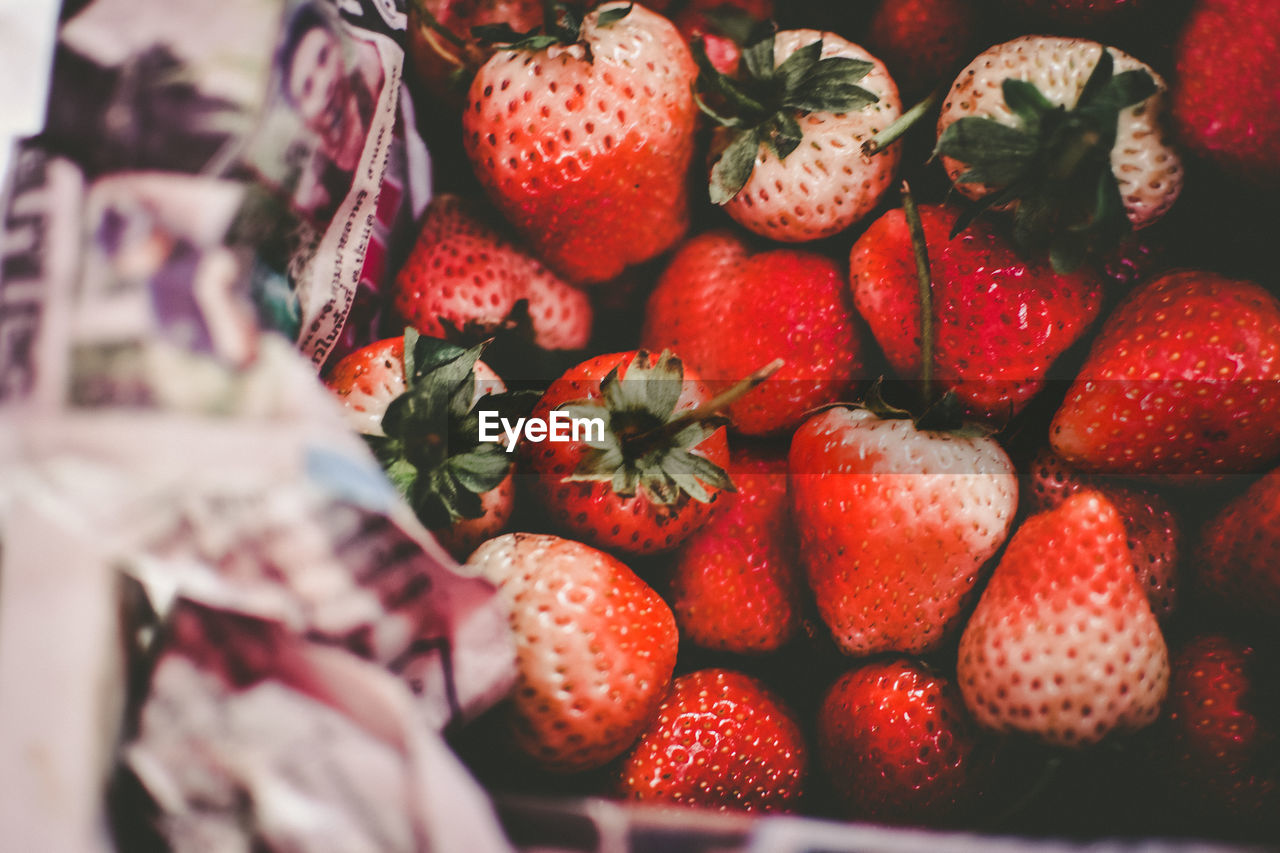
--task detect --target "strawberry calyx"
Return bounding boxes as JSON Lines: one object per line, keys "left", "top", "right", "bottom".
{"left": 559, "top": 351, "right": 780, "bottom": 505}
{"left": 367, "top": 329, "right": 536, "bottom": 528}
{"left": 934, "top": 49, "right": 1156, "bottom": 272}
{"left": 694, "top": 29, "right": 881, "bottom": 203}
{"left": 471, "top": 1, "right": 631, "bottom": 56}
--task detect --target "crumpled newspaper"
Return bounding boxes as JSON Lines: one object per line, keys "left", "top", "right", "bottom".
{"left": 0, "top": 0, "right": 521, "bottom": 848}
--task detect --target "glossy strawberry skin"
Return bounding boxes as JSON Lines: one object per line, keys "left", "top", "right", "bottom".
{"left": 866, "top": 0, "right": 975, "bottom": 99}
{"left": 1172, "top": 0, "right": 1280, "bottom": 186}
{"left": 392, "top": 195, "right": 592, "bottom": 351}
{"left": 462, "top": 3, "right": 698, "bottom": 284}
{"left": 465, "top": 533, "right": 679, "bottom": 772}
{"left": 667, "top": 447, "right": 803, "bottom": 653}
{"left": 618, "top": 668, "right": 807, "bottom": 812}
{"left": 1194, "top": 467, "right": 1280, "bottom": 627}
{"left": 1026, "top": 448, "right": 1181, "bottom": 623}
{"left": 1155, "top": 634, "right": 1280, "bottom": 828}
{"left": 852, "top": 204, "right": 1103, "bottom": 424}
{"left": 642, "top": 230, "right": 870, "bottom": 435}
{"left": 818, "top": 660, "right": 989, "bottom": 825}
{"left": 789, "top": 407, "right": 1018, "bottom": 656}
{"left": 520, "top": 351, "right": 730, "bottom": 555}
{"left": 957, "top": 491, "right": 1169, "bottom": 746}
{"left": 1050, "top": 271, "right": 1280, "bottom": 479}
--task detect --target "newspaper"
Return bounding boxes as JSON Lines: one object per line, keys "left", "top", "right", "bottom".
{"left": 0, "top": 0, "right": 520, "bottom": 849}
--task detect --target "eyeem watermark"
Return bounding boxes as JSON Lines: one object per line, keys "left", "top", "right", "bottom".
{"left": 478, "top": 410, "right": 606, "bottom": 452}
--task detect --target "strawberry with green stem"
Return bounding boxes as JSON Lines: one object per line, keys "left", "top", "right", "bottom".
{"left": 325, "top": 330, "right": 535, "bottom": 559}
{"left": 934, "top": 37, "right": 1182, "bottom": 271}
{"left": 790, "top": 186, "right": 1019, "bottom": 657}
{"left": 462, "top": 2, "right": 698, "bottom": 284}
{"left": 522, "top": 350, "right": 782, "bottom": 554}
{"left": 695, "top": 26, "right": 903, "bottom": 241}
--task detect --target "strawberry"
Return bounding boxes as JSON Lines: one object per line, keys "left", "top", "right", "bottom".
{"left": 617, "top": 668, "right": 807, "bottom": 811}
{"left": 461, "top": 3, "right": 698, "bottom": 284}
{"left": 866, "top": 0, "right": 976, "bottom": 100}
{"left": 1049, "top": 270, "right": 1280, "bottom": 479}
{"left": 1152, "top": 634, "right": 1280, "bottom": 829}
{"left": 788, "top": 397, "right": 1018, "bottom": 656}
{"left": 957, "top": 491, "right": 1169, "bottom": 746}
{"left": 325, "top": 331, "right": 524, "bottom": 559}
{"left": 1171, "top": 0, "right": 1280, "bottom": 186}
{"left": 817, "top": 659, "right": 990, "bottom": 825}
{"left": 935, "top": 36, "right": 1182, "bottom": 270}
{"left": 464, "top": 533, "right": 679, "bottom": 771}
{"left": 405, "top": 0, "right": 543, "bottom": 110}
{"left": 520, "top": 349, "right": 757, "bottom": 555}
{"left": 393, "top": 195, "right": 592, "bottom": 351}
{"left": 850, "top": 203, "right": 1103, "bottom": 423}
{"left": 673, "top": 0, "right": 775, "bottom": 76}
{"left": 1194, "top": 467, "right": 1280, "bottom": 628}
{"left": 641, "top": 230, "right": 871, "bottom": 435}
{"left": 1026, "top": 447, "right": 1180, "bottom": 623}
{"left": 666, "top": 446, "right": 803, "bottom": 654}
{"left": 695, "top": 28, "right": 903, "bottom": 242}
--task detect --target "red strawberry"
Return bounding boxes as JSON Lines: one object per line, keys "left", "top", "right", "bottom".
{"left": 789, "top": 401, "right": 1018, "bottom": 656}
{"left": 957, "top": 491, "right": 1170, "bottom": 746}
{"left": 935, "top": 37, "right": 1182, "bottom": 270}
{"left": 1154, "top": 634, "right": 1280, "bottom": 828}
{"left": 642, "top": 230, "right": 871, "bottom": 435}
{"left": 405, "top": 0, "right": 543, "bottom": 110}
{"left": 817, "top": 659, "right": 990, "bottom": 825}
{"left": 673, "top": 0, "right": 774, "bottom": 76}
{"left": 1172, "top": 0, "right": 1280, "bottom": 186}
{"left": 465, "top": 533, "right": 679, "bottom": 771}
{"left": 1050, "top": 270, "right": 1280, "bottom": 479}
{"left": 850, "top": 203, "right": 1103, "bottom": 424}
{"left": 461, "top": 3, "right": 698, "bottom": 284}
{"left": 667, "top": 446, "right": 803, "bottom": 654}
{"left": 393, "top": 195, "right": 592, "bottom": 351}
{"left": 325, "top": 332, "right": 517, "bottom": 560}
{"left": 696, "top": 29, "right": 903, "bottom": 242}
{"left": 520, "top": 350, "right": 739, "bottom": 555}
{"left": 866, "top": 0, "right": 976, "bottom": 99}
{"left": 1026, "top": 447, "right": 1180, "bottom": 623}
{"left": 1194, "top": 467, "right": 1280, "bottom": 627}
{"left": 618, "top": 668, "right": 807, "bottom": 812}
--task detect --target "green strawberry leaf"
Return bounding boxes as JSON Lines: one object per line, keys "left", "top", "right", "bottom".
{"left": 774, "top": 37, "right": 821, "bottom": 91}
{"left": 763, "top": 112, "right": 803, "bottom": 160}
{"left": 935, "top": 48, "right": 1157, "bottom": 267}
{"left": 557, "top": 350, "right": 754, "bottom": 506}
{"left": 710, "top": 128, "right": 762, "bottom": 204}
{"left": 786, "top": 56, "right": 877, "bottom": 113}
{"left": 594, "top": 2, "right": 632, "bottom": 28}
{"left": 696, "top": 34, "right": 881, "bottom": 202}
{"left": 740, "top": 31, "right": 776, "bottom": 83}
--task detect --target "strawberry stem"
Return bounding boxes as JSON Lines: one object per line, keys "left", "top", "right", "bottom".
{"left": 863, "top": 89, "right": 940, "bottom": 157}
{"left": 633, "top": 358, "right": 784, "bottom": 444}
{"left": 900, "top": 182, "right": 934, "bottom": 406}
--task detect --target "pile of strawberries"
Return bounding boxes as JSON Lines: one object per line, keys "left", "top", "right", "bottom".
{"left": 327, "top": 0, "right": 1280, "bottom": 841}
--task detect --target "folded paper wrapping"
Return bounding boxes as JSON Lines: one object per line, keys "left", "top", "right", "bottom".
{"left": 0, "top": 0, "right": 518, "bottom": 837}
{"left": 0, "top": 263, "right": 519, "bottom": 849}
